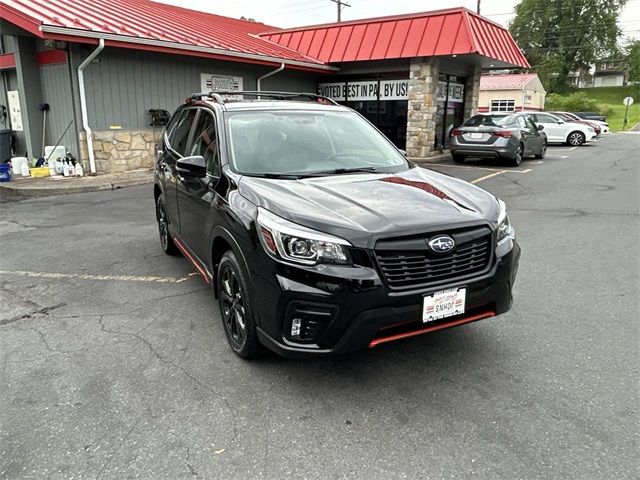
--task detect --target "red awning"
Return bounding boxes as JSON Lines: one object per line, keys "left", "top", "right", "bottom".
{"left": 260, "top": 8, "right": 529, "bottom": 68}
{"left": 0, "top": 0, "right": 333, "bottom": 71}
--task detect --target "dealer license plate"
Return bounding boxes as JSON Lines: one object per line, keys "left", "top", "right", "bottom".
{"left": 422, "top": 288, "right": 466, "bottom": 323}
{"left": 470, "top": 132, "right": 483, "bottom": 139}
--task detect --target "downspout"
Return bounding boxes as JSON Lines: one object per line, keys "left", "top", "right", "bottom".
{"left": 78, "top": 38, "right": 104, "bottom": 175}
{"left": 257, "top": 63, "right": 285, "bottom": 92}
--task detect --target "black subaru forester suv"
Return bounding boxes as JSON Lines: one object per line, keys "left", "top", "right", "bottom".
{"left": 154, "top": 91, "right": 520, "bottom": 359}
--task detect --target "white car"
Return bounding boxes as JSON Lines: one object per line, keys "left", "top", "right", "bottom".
{"left": 524, "top": 112, "right": 597, "bottom": 146}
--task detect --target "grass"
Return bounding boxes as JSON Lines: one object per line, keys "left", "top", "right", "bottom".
{"left": 566, "top": 85, "right": 640, "bottom": 131}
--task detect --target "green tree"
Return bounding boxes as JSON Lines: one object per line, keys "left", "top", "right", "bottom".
{"left": 509, "top": 0, "right": 627, "bottom": 92}
{"left": 627, "top": 40, "right": 640, "bottom": 83}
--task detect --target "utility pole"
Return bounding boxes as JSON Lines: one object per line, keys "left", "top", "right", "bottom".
{"left": 476, "top": 0, "right": 481, "bottom": 14}
{"left": 329, "top": 0, "right": 351, "bottom": 22}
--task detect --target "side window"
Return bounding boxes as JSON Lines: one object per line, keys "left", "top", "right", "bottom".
{"left": 526, "top": 117, "right": 538, "bottom": 130}
{"left": 168, "top": 109, "right": 197, "bottom": 156}
{"left": 516, "top": 116, "right": 527, "bottom": 129}
{"left": 189, "top": 110, "right": 220, "bottom": 176}
{"left": 164, "top": 109, "right": 182, "bottom": 140}
{"left": 535, "top": 114, "right": 556, "bottom": 124}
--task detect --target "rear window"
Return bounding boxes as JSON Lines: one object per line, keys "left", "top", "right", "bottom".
{"left": 464, "top": 115, "right": 513, "bottom": 127}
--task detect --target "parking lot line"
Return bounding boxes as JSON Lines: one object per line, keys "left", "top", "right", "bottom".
{"left": 470, "top": 171, "right": 508, "bottom": 184}
{"left": 0, "top": 270, "right": 199, "bottom": 284}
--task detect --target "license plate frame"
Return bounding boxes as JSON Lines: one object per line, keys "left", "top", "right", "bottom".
{"left": 469, "top": 132, "right": 483, "bottom": 139}
{"left": 422, "top": 288, "right": 466, "bottom": 323}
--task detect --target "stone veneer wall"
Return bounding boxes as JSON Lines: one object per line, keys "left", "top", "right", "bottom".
{"left": 406, "top": 57, "right": 440, "bottom": 159}
{"left": 79, "top": 129, "right": 163, "bottom": 174}
{"left": 464, "top": 65, "right": 482, "bottom": 120}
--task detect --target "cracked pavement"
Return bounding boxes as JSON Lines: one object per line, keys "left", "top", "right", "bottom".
{"left": 1, "top": 134, "right": 638, "bottom": 479}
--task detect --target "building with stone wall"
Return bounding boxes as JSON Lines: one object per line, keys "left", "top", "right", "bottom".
{"left": 1, "top": 1, "right": 528, "bottom": 173}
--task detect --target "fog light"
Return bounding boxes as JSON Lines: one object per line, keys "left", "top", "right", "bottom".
{"left": 291, "top": 318, "right": 302, "bottom": 338}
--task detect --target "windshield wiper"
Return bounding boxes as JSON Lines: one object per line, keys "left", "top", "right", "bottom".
{"left": 308, "top": 166, "right": 379, "bottom": 176}
{"left": 247, "top": 172, "right": 312, "bottom": 179}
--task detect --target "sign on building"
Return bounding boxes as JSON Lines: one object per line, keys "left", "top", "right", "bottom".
{"left": 318, "top": 79, "right": 464, "bottom": 103}
{"left": 200, "top": 74, "right": 243, "bottom": 93}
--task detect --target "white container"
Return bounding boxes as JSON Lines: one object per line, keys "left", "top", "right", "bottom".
{"left": 11, "top": 157, "right": 28, "bottom": 175}
{"left": 44, "top": 146, "right": 66, "bottom": 163}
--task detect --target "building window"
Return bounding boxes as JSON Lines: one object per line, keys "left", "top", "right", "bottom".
{"left": 490, "top": 99, "right": 515, "bottom": 112}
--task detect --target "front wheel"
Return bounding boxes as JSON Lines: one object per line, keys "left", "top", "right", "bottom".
{"left": 156, "top": 196, "right": 180, "bottom": 256}
{"left": 567, "top": 131, "right": 585, "bottom": 146}
{"left": 217, "top": 251, "right": 259, "bottom": 359}
{"left": 534, "top": 141, "right": 547, "bottom": 159}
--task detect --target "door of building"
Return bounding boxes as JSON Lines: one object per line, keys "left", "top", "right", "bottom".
{"left": 434, "top": 74, "right": 466, "bottom": 150}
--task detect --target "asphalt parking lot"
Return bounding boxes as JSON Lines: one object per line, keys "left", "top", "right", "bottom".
{"left": 1, "top": 134, "right": 638, "bottom": 479}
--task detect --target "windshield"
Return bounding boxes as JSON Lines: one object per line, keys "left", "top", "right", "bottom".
{"left": 225, "top": 110, "right": 408, "bottom": 176}
{"left": 464, "top": 114, "right": 513, "bottom": 127}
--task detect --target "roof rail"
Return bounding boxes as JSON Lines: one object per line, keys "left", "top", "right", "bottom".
{"left": 188, "top": 91, "right": 339, "bottom": 106}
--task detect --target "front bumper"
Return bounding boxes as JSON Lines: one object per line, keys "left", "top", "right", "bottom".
{"left": 251, "top": 237, "right": 521, "bottom": 358}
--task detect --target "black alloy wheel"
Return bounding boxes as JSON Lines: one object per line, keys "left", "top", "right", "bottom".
{"left": 535, "top": 141, "right": 547, "bottom": 159}
{"left": 217, "top": 251, "right": 259, "bottom": 358}
{"left": 156, "top": 196, "right": 179, "bottom": 255}
{"left": 508, "top": 143, "right": 523, "bottom": 167}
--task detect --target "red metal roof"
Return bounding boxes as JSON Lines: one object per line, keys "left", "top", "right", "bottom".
{"left": 480, "top": 73, "right": 539, "bottom": 90}
{"left": 0, "top": 0, "right": 332, "bottom": 71}
{"left": 260, "top": 7, "right": 529, "bottom": 68}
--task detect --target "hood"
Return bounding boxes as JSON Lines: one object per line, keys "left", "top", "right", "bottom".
{"left": 238, "top": 166, "right": 499, "bottom": 248}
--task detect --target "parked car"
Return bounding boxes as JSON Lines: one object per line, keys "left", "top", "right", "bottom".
{"left": 154, "top": 91, "right": 520, "bottom": 359}
{"left": 567, "top": 113, "right": 609, "bottom": 133}
{"left": 449, "top": 113, "right": 547, "bottom": 166}
{"left": 549, "top": 111, "right": 602, "bottom": 135}
{"left": 524, "top": 112, "right": 597, "bottom": 146}
{"left": 573, "top": 111, "right": 607, "bottom": 123}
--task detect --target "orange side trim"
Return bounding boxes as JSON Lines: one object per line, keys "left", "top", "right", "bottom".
{"left": 369, "top": 311, "right": 496, "bottom": 348}
{"left": 173, "top": 238, "right": 210, "bottom": 284}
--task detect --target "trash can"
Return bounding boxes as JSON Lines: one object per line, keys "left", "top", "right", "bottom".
{"left": 0, "top": 130, "right": 13, "bottom": 163}
{"left": 0, "top": 162, "right": 12, "bottom": 182}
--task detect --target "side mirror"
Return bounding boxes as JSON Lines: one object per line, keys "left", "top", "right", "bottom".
{"left": 537, "top": 124, "right": 544, "bottom": 131}
{"left": 398, "top": 149, "right": 407, "bottom": 157}
{"left": 177, "top": 155, "right": 206, "bottom": 177}
{"left": 557, "top": 120, "right": 565, "bottom": 124}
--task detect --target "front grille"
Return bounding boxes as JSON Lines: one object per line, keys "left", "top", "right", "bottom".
{"left": 375, "top": 228, "right": 493, "bottom": 291}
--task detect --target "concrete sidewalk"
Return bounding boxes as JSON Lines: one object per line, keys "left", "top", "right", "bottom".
{"left": 0, "top": 169, "right": 153, "bottom": 199}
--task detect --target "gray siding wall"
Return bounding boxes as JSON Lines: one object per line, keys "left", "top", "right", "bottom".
{"left": 77, "top": 47, "right": 317, "bottom": 131}
{"left": 39, "top": 63, "right": 78, "bottom": 158}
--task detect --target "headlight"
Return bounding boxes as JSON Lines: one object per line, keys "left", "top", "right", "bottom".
{"left": 497, "top": 199, "right": 511, "bottom": 242}
{"left": 257, "top": 208, "right": 351, "bottom": 265}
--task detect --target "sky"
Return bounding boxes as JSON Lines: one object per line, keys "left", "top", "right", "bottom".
{"left": 158, "top": 0, "right": 640, "bottom": 41}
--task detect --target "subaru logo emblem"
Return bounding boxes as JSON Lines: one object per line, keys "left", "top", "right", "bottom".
{"left": 428, "top": 235, "right": 455, "bottom": 253}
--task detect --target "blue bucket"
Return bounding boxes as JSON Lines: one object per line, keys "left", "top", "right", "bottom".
{"left": 0, "top": 163, "right": 12, "bottom": 182}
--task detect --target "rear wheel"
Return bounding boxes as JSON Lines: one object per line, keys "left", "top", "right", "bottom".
{"left": 567, "top": 131, "right": 585, "bottom": 146}
{"left": 217, "top": 251, "right": 259, "bottom": 359}
{"left": 506, "top": 143, "right": 523, "bottom": 167}
{"left": 452, "top": 154, "right": 466, "bottom": 164}
{"left": 535, "top": 141, "right": 547, "bottom": 159}
{"left": 156, "top": 196, "right": 179, "bottom": 256}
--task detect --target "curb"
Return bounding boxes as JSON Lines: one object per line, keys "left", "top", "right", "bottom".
{"left": 409, "top": 152, "right": 451, "bottom": 164}
{"left": 0, "top": 176, "right": 152, "bottom": 198}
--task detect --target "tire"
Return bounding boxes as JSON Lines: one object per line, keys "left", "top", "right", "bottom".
{"left": 156, "top": 196, "right": 180, "bottom": 256}
{"left": 452, "top": 154, "right": 466, "bottom": 164}
{"left": 506, "top": 143, "right": 523, "bottom": 167}
{"left": 535, "top": 141, "right": 547, "bottom": 159}
{"left": 217, "top": 251, "right": 259, "bottom": 359}
{"left": 566, "top": 131, "right": 585, "bottom": 146}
